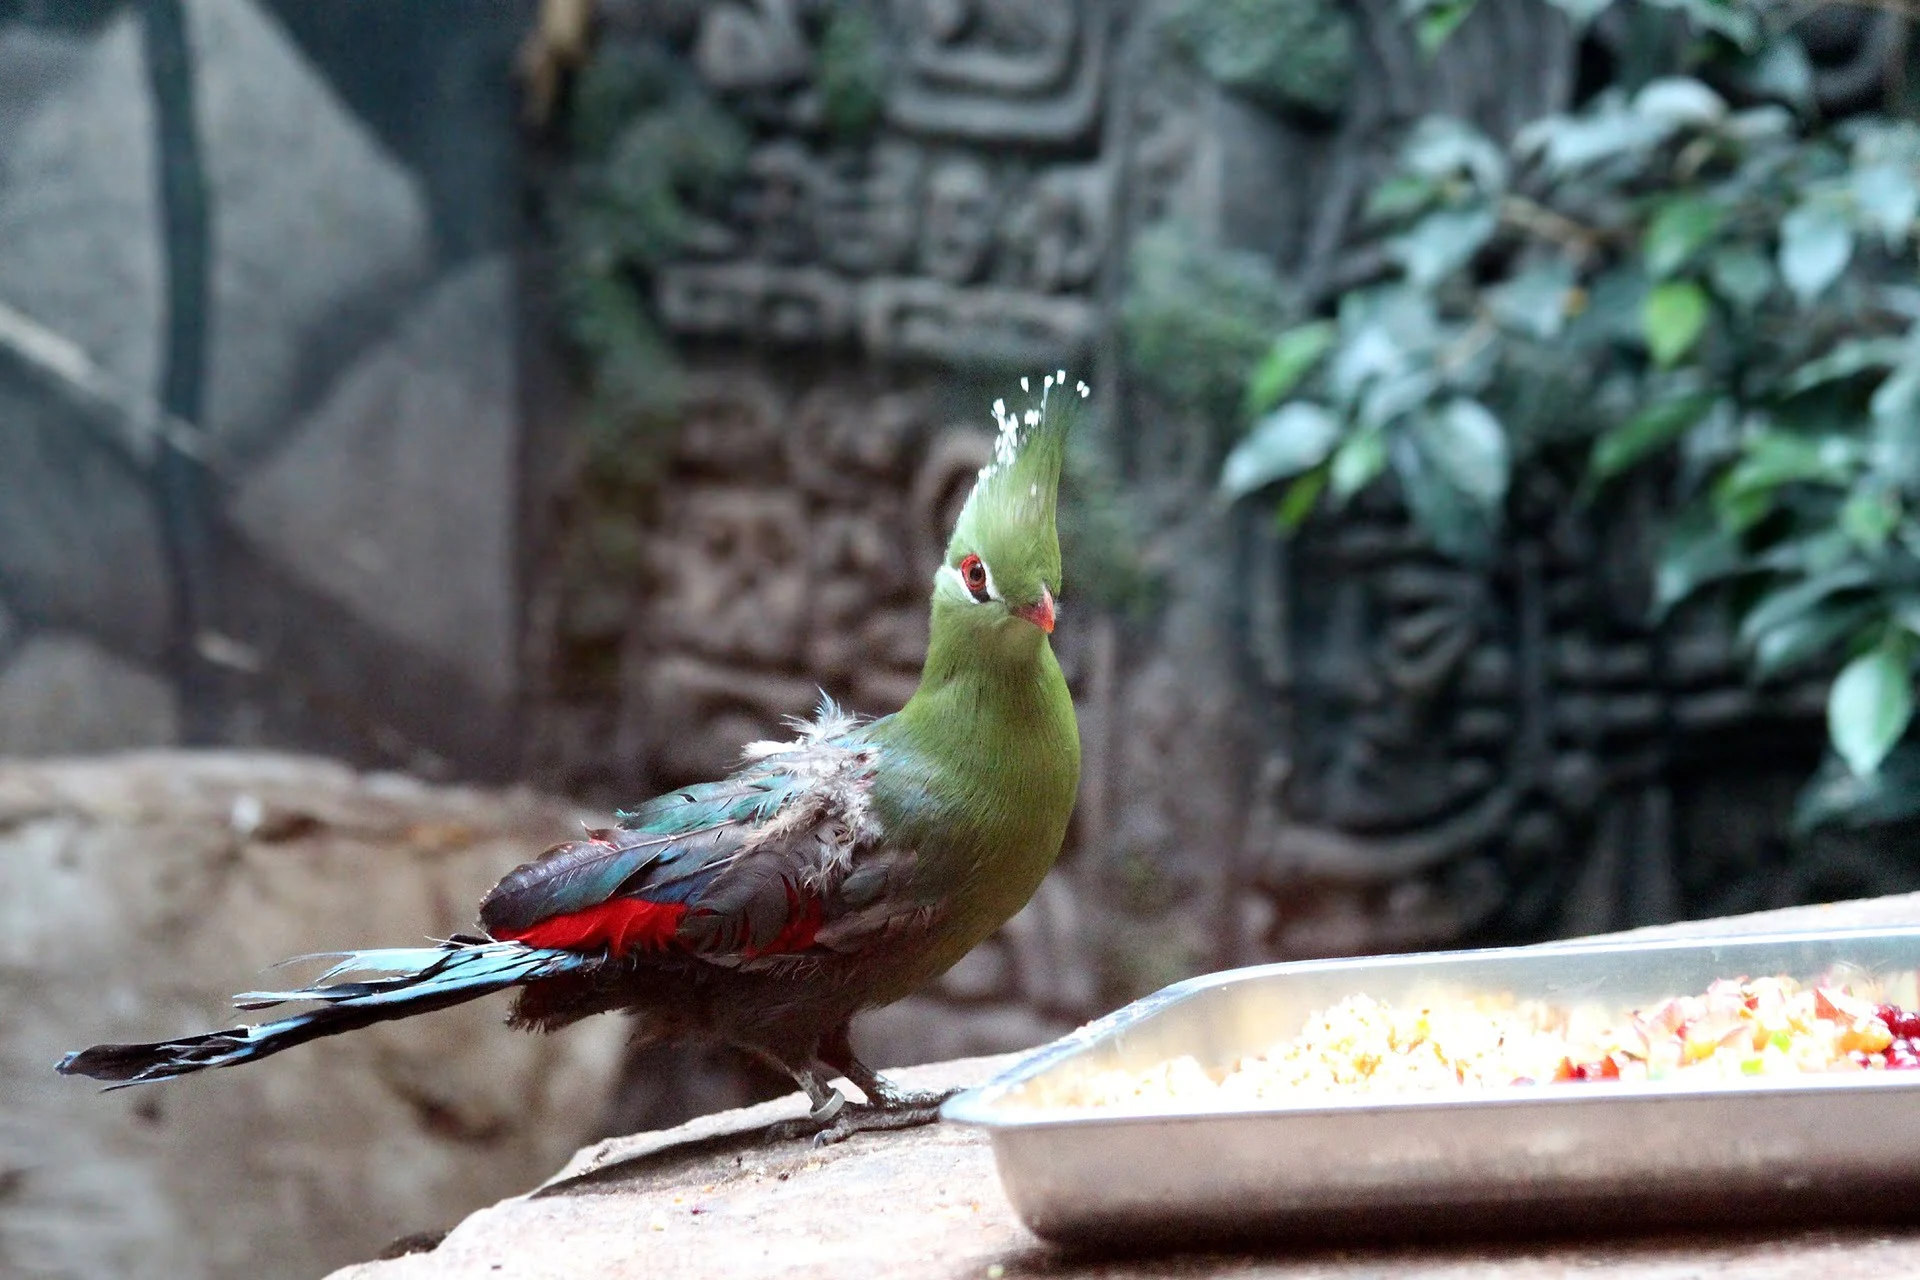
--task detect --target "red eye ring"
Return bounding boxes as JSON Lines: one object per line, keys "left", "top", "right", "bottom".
{"left": 958, "top": 553, "right": 991, "bottom": 602}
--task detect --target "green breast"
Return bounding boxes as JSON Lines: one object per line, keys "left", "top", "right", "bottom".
{"left": 866, "top": 639, "right": 1080, "bottom": 1003}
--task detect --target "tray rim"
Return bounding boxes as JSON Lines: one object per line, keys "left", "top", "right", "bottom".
{"left": 940, "top": 923, "right": 1920, "bottom": 1131}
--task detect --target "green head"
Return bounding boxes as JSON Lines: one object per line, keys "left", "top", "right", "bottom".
{"left": 938, "top": 372, "right": 1083, "bottom": 641}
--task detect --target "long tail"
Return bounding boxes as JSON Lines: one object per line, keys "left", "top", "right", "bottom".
{"left": 56, "top": 937, "right": 590, "bottom": 1088}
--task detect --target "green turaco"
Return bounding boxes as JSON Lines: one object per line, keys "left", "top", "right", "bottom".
{"left": 59, "top": 374, "right": 1086, "bottom": 1143}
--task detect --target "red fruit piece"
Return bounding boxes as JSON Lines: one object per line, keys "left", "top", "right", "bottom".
{"left": 1877, "top": 1004, "right": 1920, "bottom": 1040}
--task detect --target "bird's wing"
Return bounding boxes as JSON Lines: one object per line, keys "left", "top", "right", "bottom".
{"left": 478, "top": 700, "right": 936, "bottom": 964}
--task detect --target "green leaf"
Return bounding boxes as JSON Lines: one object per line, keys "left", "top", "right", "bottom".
{"left": 1713, "top": 484, "right": 1773, "bottom": 534}
{"left": 1329, "top": 429, "right": 1388, "bottom": 502}
{"left": 1244, "top": 322, "right": 1337, "bottom": 416}
{"left": 1366, "top": 175, "right": 1437, "bottom": 225}
{"left": 1400, "top": 116, "right": 1508, "bottom": 190}
{"left": 1779, "top": 204, "right": 1855, "bottom": 305}
{"left": 1871, "top": 410, "right": 1920, "bottom": 490}
{"left": 1736, "top": 34, "right": 1815, "bottom": 111}
{"left": 1706, "top": 245, "right": 1774, "bottom": 312}
{"left": 1486, "top": 260, "right": 1576, "bottom": 339}
{"left": 1357, "top": 368, "right": 1440, "bottom": 430}
{"left": 1643, "top": 197, "right": 1723, "bottom": 279}
{"left": 1632, "top": 78, "right": 1728, "bottom": 128}
{"left": 1515, "top": 95, "right": 1666, "bottom": 176}
{"left": 1724, "top": 430, "right": 1861, "bottom": 495}
{"left": 1739, "top": 565, "right": 1878, "bottom": 651}
{"left": 1276, "top": 467, "right": 1329, "bottom": 531}
{"left": 1829, "top": 639, "right": 1914, "bottom": 777}
{"left": 1781, "top": 337, "right": 1907, "bottom": 395}
{"left": 1220, "top": 402, "right": 1343, "bottom": 499}
{"left": 1413, "top": 398, "right": 1510, "bottom": 510}
{"left": 1589, "top": 393, "right": 1713, "bottom": 481}
{"left": 1708, "top": 430, "right": 1861, "bottom": 532}
{"left": 1666, "top": 0, "right": 1759, "bottom": 46}
{"left": 1793, "top": 741, "right": 1920, "bottom": 834}
{"left": 1654, "top": 516, "right": 1744, "bottom": 616}
{"left": 1756, "top": 530, "right": 1855, "bottom": 576}
{"left": 1416, "top": 0, "right": 1477, "bottom": 54}
{"left": 1391, "top": 204, "right": 1498, "bottom": 287}
{"left": 1328, "top": 287, "right": 1441, "bottom": 403}
{"left": 1542, "top": 0, "right": 1614, "bottom": 25}
{"left": 1751, "top": 597, "right": 1878, "bottom": 680}
{"left": 1390, "top": 425, "right": 1495, "bottom": 560}
{"left": 1641, "top": 280, "right": 1709, "bottom": 366}
{"left": 1841, "top": 486, "right": 1902, "bottom": 550}
{"left": 1852, "top": 163, "right": 1920, "bottom": 247}
{"left": 1869, "top": 364, "right": 1920, "bottom": 445}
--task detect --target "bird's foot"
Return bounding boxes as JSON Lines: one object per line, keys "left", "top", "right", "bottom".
{"left": 807, "top": 1097, "right": 947, "bottom": 1146}
{"left": 856, "top": 1079, "right": 962, "bottom": 1112}
{"left": 764, "top": 1082, "right": 960, "bottom": 1147}
{"left": 765, "top": 1088, "right": 849, "bottom": 1144}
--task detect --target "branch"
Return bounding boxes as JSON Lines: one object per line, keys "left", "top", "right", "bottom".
{"left": 142, "top": 0, "right": 221, "bottom": 739}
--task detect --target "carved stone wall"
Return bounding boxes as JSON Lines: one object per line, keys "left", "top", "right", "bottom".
{"left": 9, "top": 0, "right": 1913, "bottom": 1147}
{"left": 530, "top": 0, "right": 1920, "bottom": 1130}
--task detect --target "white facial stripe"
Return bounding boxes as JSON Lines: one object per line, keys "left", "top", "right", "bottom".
{"left": 979, "top": 557, "right": 1001, "bottom": 601}
{"left": 939, "top": 557, "right": 1001, "bottom": 603}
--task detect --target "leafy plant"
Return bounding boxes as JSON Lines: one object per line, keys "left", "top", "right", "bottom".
{"left": 1222, "top": 0, "right": 1920, "bottom": 823}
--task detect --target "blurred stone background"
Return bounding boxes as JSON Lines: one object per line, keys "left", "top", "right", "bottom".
{"left": 5, "top": 0, "right": 1919, "bottom": 1276}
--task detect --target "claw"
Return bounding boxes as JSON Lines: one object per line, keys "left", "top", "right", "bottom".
{"left": 861, "top": 1082, "right": 960, "bottom": 1110}
{"left": 764, "top": 1055, "right": 959, "bottom": 1146}
{"left": 808, "top": 1100, "right": 947, "bottom": 1146}
{"left": 767, "top": 1095, "right": 949, "bottom": 1146}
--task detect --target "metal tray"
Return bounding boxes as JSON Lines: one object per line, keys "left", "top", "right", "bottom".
{"left": 941, "top": 927, "right": 1920, "bottom": 1248}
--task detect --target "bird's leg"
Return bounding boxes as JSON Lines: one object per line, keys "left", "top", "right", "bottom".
{"left": 760, "top": 1025, "right": 962, "bottom": 1147}
{"left": 819, "top": 1020, "right": 959, "bottom": 1115}
{"left": 762, "top": 1064, "right": 851, "bottom": 1143}
{"left": 835, "top": 1050, "right": 960, "bottom": 1113}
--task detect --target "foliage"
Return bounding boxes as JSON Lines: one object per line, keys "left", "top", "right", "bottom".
{"left": 1060, "top": 435, "right": 1163, "bottom": 620}
{"left": 1160, "top": 0, "right": 1356, "bottom": 116}
{"left": 1123, "top": 222, "right": 1295, "bottom": 426}
{"left": 1221, "top": 0, "right": 1920, "bottom": 823}
{"left": 816, "top": 2, "right": 887, "bottom": 138}
{"left": 554, "top": 42, "right": 749, "bottom": 444}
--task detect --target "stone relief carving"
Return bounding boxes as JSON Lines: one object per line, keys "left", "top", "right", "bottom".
{"left": 1235, "top": 470, "right": 1836, "bottom": 961}
{"left": 542, "top": 0, "right": 1907, "bottom": 1133}
{"left": 645, "top": 0, "right": 1112, "bottom": 364}
{"left": 555, "top": 366, "right": 996, "bottom": 797}
{"left": 885, "top": 0, "right": 1107, "bottom": 141}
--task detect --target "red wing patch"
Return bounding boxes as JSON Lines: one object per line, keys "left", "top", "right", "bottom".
{"left": 497, "top": 897, "right": 687, "bottom": 955}
{"left": 743, "top": 881, "right": 823, "bottom": 958}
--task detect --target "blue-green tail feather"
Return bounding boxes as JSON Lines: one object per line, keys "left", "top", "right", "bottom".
{"left": 56, "top": 940, "right": 588, "bottom": 1088}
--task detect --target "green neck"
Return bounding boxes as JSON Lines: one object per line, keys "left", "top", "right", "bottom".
{"left": 877, "top": 596, "right": 1081, "bottom": 924}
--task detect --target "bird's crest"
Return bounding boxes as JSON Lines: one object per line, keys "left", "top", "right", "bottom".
{"left": 945, "top": 372, "right": 1085, "bottom": 605}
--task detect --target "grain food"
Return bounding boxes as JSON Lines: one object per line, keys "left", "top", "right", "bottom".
{"left": 1035, "top": 972, "right": 1920, "bottom": 1109}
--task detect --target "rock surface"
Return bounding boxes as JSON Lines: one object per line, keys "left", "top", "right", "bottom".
{"left": 0, "top": 632, "right": 180, "bottom": 754}
{"left": 0, "top": 0, "right": 431, "bottom": 460}
{"left": 330, "top": 894, "right": 1920, "bottom": 1280}
{"left": 232, "top": 255, "right": 520, "bottom": 701}
{"left": 0, "top": 332, "right": 175, "bottom": 660}
{"left": 1, "top": 752, "right": 627, "bottom": 1280}
{"left": 0, "top": 25, "right": 88, "bottom": 180}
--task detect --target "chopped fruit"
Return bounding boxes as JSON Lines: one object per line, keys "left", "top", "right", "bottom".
{"left": 1032, "top": 973, "right": 1920, "bottom": 1109}
{"left": 1879, "top": 1005, "right": 1920, "bottom": 1040}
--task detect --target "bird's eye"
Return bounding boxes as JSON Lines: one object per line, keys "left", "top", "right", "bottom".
{"left": 959, "top": 553, "right": 991, "bottom": 603}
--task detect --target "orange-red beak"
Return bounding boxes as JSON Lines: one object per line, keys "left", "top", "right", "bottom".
{"left": 1013, "top": 584, "right": 1056, "bottom": 634}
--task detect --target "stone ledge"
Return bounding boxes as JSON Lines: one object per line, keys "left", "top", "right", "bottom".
{"left": 330, "top": 893, "right": 1920, "bottom": 1280}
